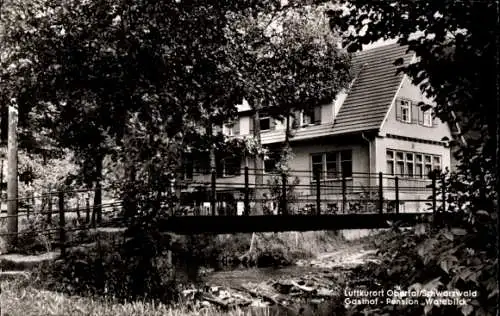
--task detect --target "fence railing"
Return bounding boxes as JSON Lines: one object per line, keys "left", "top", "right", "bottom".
{"left": 175, "top": 168, "right": 448, "bottom": 217}
{"left": 0, "top": 186, "right": 123, "bottom": 257}
{"left": 0, "top": 169, "right": 450, "bottom": 256}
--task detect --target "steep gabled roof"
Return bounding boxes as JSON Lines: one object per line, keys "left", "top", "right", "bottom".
{"left": 332, "top": 43, "right": 414, "bottom": 134}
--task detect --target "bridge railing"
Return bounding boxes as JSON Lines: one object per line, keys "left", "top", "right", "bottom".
{"left": 175, "top": 168, "right": 447, "bottom": 216}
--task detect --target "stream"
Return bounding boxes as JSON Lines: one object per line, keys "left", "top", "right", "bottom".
{"left": 179, "top": 244, "right": 380, "bottom": 315}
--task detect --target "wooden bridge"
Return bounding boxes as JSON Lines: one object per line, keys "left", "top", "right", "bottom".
{"left": 154, "top": 211, "right": 460, "bottom": 234}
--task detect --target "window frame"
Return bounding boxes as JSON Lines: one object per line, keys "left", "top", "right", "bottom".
{"left": 422, "top": 109, "right": 433, "bottom": 127}
{"left": 298, "top": 106, "right": 321, "bottom": 127}
{"left": 386, "top": 149, "right": 442, "bottom": 178}
{"left": 398, "top": 99, "right": 412, "bottom": 123}
{"left": 300, "top": 110, "right": 312, "bottom": 126}
{"left": 221, "top": 156, "right": 241, "bottom": 177}
{"left": 259, "top": 115, "right": 271, "bottom": 131}
{"left": 263, "top": 151, "right": 280, "bottom": 174}
{"left": 311, "top": 150, "right": 353, "bottom": 181}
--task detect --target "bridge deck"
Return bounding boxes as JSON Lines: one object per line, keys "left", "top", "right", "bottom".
{"left": 156, "top": 212, "right": 451, "bottom": 234}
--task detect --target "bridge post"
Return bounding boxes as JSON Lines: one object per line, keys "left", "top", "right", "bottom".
{"left": 378, "top": 172, "right": 383, "bottom": 214}
{"left": 281, "top": 172, "right": 287, "bottom": 215}
{"left": 47, "top": 184, "right": 53, "bottom": 224}
{"left": 441, "top": 174, "right": 446, "bottom": 212}
{"left": 211, "top": 171, "right": 216, "bottom": 216}
{"left": 395, "top": 176, "right": 399, "bottom": 214}
{"left": 315, "top": 170, "right": 321, "bottom": 215}
{"left": 431, "top": 173, "right": 437, "bottom": 214}
{"left": 58, "top": 191, "right": 66, "bottom": 258}
{"left": 341, "top": 175, "right": 346, "bottom": 213}
{"left": 244, "top": 166, "right": 250, "bottom": 216}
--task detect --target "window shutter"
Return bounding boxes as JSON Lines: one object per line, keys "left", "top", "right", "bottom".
{"left": 233, "top": 119, "right": 240, "bottom": 135}
{"left": 418, "top": 108, "right": 424, "bottom": 125}
{"left": 432, "top": 116, "right": 438, "bottom": 127}
{"left": 411, "top": 103, "right": 418, "bottom": 123}
{"left": 313, "top": 106, "right": 322, "bottom": 124}
{"left": 395, "top": 102, "right": 401, "bottom": 121}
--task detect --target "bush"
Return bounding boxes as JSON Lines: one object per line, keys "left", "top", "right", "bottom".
{"left": 347, "top": 223, "right": 497, "bottom": 316}
{"left": 34, "top": 232, "right": 179, "bottom": 303}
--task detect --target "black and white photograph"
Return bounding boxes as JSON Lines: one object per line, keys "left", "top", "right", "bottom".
{"left": 0, "top": 0, "right": 498, "bottom": 315}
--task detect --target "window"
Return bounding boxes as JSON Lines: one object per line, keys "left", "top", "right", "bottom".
{"left": 433, "top": 156, "right": 441, "bottom": 171}
{"left": 386, "top": 150, "right": 442, "bottom": 178}
{"left": 217, "top": 156, "right": 241, "bottom": 177}
{"left": 264, "top": 159, "right": 277, "bottom": 173}
{"left": 422, "top": 109, "right": 433, "bottom": 127}
{"left": 311, "top": 154, "right": 324, "bottom": 180}
{"left": 300, "top": 106, "right": 321, "bottom": 126}
{"left": 340, "top": 150, "right": 352, "bottom": 178}
{"left": 415, "top": 154, "right": 423, "bottom": 178}
{"left": 223, "top": 120, "right": 240, "bottom": 136}
{"left": 386, "top": 150, "right": 394, "bottom": 175}
{"left": 264, "top": 151, "right": 280, "bottom": 173}
{"left": 311, "top": 150, "right": 352, "bottom": 180}
{"left": 406, "top": 153, "right": 414, "bottom": 177}
{"left": 260, "top": 116, "right": 271, "bottom": 131}
{"left": 397, "top": 100, "right": 412, "bottom": 123}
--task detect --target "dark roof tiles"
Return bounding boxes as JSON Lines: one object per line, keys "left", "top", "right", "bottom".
{"left": 333, "top": 43, "right": 414, "bottom": 134}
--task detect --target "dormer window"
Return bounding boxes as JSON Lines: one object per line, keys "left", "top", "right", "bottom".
{"left": 259, "top": 114, "right": 274, "bottom": 131}
{"left": 298, "top": 106, "right": 321, "bottom": 127}
{"left": 397, "top": 100, "right": 412, "bottom": 123}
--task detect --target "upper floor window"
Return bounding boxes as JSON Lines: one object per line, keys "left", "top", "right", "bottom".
{"left": 259, "top": 115, "right": 273, "bottom": 131}
{"left": 311, "top": 150, "right": 352, "bottom": 181}
{"left": 422, "top": 109, "right": 433, "bottom": 127}
{"left": 386, "top": 149, "right": 441, "bottom": 178}
{"left": 223, "top": 120, "right": 240, "bottom": 136}
{"left": 397, "top": 99, "right": 412, "bottom": 123}
{"left": 300, "top": 106, "right": 321, "bottom": 127}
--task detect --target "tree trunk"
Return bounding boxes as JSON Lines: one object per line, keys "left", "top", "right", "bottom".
{"left": 6, "top": 104, "right": 18, "bottom": 251}
{"left": 92, "top": 155, "right": 103, "bottom": 226}
{"left": 208, "top": 124, "right": 217, "bottom": 215}
{"left": 253, "top": 107, "right": 263, "bottom": 215}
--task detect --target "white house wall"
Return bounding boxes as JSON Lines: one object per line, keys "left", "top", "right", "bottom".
{"left": 381, "top": 75, "right": 453, "bottom": 142}
{"left": 374, "top": 136, "right": 450, "bottom": 212}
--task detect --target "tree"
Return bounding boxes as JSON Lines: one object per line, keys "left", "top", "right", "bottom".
{"left": 328, "top": 2, "right": 498, "bottom": 315}
{"left": 1, "top": 0, "right": 346, "bottom": 299}
{"left": 225, "top": 4, "right": 352, "bottom": 214}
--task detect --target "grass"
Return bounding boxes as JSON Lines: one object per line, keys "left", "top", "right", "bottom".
{"left": 0, "top": 279, "right": 281, "bottom": 316}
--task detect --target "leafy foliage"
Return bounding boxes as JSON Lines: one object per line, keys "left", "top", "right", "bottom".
{"left": 226, "top": 4, "right": 352, "bottom": 116}
{"left": 328, "top": 2, "right": 498, "bottom": 315}
{"left": 348, "top": 225, "right": 497, "bottom": 316}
